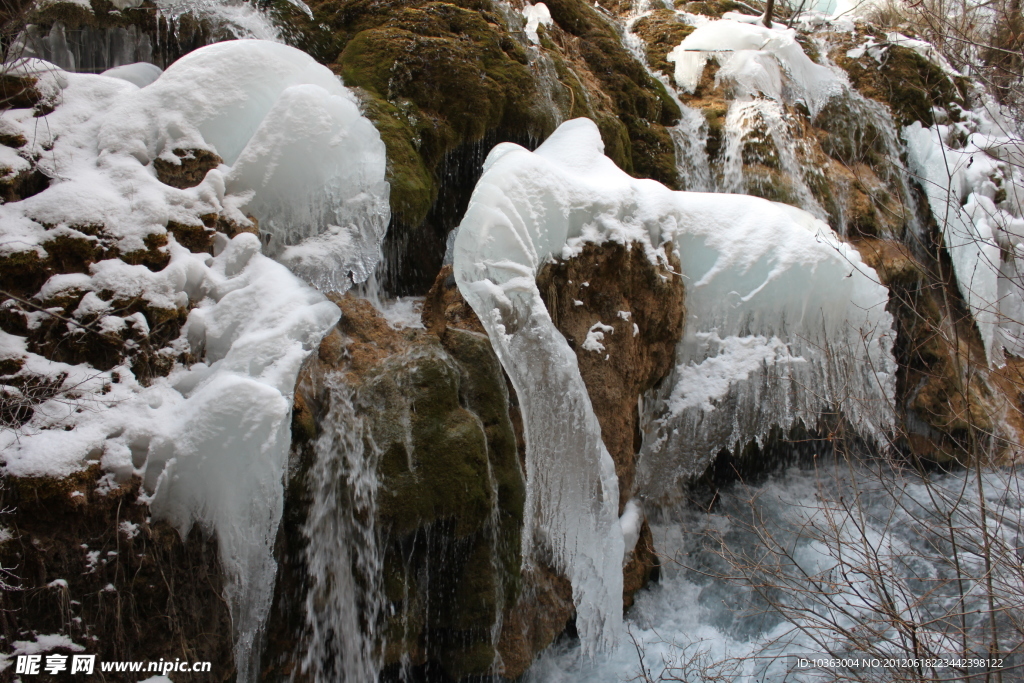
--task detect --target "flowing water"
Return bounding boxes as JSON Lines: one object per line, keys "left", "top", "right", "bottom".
{"left": 298, "top": 378, "right": 384, "bottom": 683}
{"left": 527, "top": 461, "right": 1024, "bottom": 682}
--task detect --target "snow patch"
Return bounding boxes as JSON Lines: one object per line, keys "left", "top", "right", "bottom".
{"left": 582, "top": 322, "right": 614, "bottom": 353}
{"left": 522, "top": 2, "right": 553, "bottom": 44}
{"left": 667, "top": 16, "right": 844, "bottom": 116}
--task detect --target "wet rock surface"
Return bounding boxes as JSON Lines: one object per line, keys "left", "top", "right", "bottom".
{"left": 264, "top": 294, "right": 529, "bottom": 681}
{"left": 0, "top": 468, "right": 234, "bottom": 683}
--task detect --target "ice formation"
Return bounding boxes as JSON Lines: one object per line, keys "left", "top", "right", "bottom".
{"left": 99, "top": 40, "right": 389, "bottom": 290}
{"left": 904, "top": 106, "right": 1024, "bottom": 364}
{"left": 12, "top": 0, "right": 285, "bottom": 73}
{"left": 642, "top": 192, "right": 896, "bottom": 497}
{"left": 666, "top": 14, "right": 844, "bottom": 116}
{"left": 453, "top": 120, "right": 630, "bottom": 656}
{"left": 1, "top": 40, "right": 388, "bottom": 680}
{"left": 101, "top": 62, "right": 163, "bottom": 88}
{"left": 452, "top": 117, "right": 895, "bottom": 651}
{"left": 1, "top": 237, "right": 340, "bottom": 679}
{"left": 522, "top": 2, "right": 553, "bottom": 44}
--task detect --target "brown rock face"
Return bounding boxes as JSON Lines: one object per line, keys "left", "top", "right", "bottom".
{"left": 855, "top": 237, "right": 1024, "bottom": 464}
{"left": 536, "top": 241, "right": 685, "bottom": 510}
{"left": 424, "top": 243, "right": 685, "bottom": 669}
{"left": 0, "top": 468, "right": 234, "bottom": 682}
{"left": 154, "top": 148, "right": 223, "bottom": 190}
{"left": 421, "top": 269, "right": 578, "bottom": 679}
{"left": 535, "top": 241, "right": 683, "bottom": 607}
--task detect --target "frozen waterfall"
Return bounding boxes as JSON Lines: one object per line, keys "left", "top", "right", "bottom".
{"left": 452, "top": 117, "right": 896, "bottom": 653}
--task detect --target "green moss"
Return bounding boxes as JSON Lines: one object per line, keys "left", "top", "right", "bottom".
{"left": 835, "top": 42, "right": 965, "bottom": 127}
{"left": 40, "top": 233, "right": 101, "bottom": 275}
{"left": 354, "top": 335, "right": 524, "bottom": 678}
{"left": 544, "top": 0, "right": 681, "bottom": 186}
{"left": 740, "top": 125, "right": 780, "bottom": 169}
{"left": 441, "top": 329, "right": 524, "bottom": 603}
{"left": 365, "top": 346, "right": 491, "bottom": 537}
{"left": 332, "top": 1, "right": 553, "bottom": 231}
{"left": 815, "top": 97, "right": 889, "bottom": 168}
{"left": 0, "top": 249, "right": 47, "bottom": 300}
{"left": 744, "top": 165, "right": 799, "bottom": 205}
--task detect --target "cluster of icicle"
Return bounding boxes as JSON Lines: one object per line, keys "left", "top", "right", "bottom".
{"left": 905, "top": 102, "right": 1024, "bottom": 366}
{"left": 451, "top": 117, "right": 897, "bottom": 655}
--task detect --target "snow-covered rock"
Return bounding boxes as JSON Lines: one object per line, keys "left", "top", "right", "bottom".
{"left": 666, "top": 14, "right": 844, "bottom": 116}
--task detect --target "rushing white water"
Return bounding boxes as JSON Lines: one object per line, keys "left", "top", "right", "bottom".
{"left": 299, "top": 378, "right": 383, "bottom": 683}
{"left": 527, "top": 462, "right": 1024, "bottom": 682}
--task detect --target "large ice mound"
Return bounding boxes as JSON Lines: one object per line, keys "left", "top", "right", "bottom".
{"left": 452, "top": 119, "right": 896, "bottom": 651}
{"left": 98, "top": 39, "right": 390, "bottom": 291}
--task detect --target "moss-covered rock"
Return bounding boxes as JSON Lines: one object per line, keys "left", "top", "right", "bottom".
{"left": 267, "top": 295, "right": 526, "bottom": 681}
{"left": 631, "top": 9, "right": 694, "bottom": 75}
{"left": 854, "top": 237, "right": 1022, "bottom": 464}
{"left": 828, "top": 32, "right": 966, "bottom": 127}
{"left": 269, "top": 0, "right": 688, "bottom": 293}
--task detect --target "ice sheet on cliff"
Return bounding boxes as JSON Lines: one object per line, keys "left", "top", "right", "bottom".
{"left": 0, "top": 40, "right": 388, "bottom": 680}
{"left": 904, "top": 108, "right": 1024, "bottom": 366}
{"left": 452, "top": 118, "right": 896, "bottom": 653}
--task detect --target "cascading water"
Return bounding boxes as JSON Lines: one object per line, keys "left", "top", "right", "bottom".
{"left": 527, "top": 461, "right": 1024, "bottom": 682}
{"left": 719, "top": 98, "right": 827, "bottom": 218}
{"left": 299, "top": 377, "right": 383, "bottom": 683}
{"left": 9, "top": 0, "right": 283, "bottom": 74}
{"left": 622, "top": 0, "right": 714, "bottom": 192}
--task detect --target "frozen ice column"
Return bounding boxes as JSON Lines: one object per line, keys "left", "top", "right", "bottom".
{"left": 452, "top": 119, "right": 640, "bottom": 655}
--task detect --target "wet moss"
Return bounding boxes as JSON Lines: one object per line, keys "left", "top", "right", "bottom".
{"left": 832, "top": 38, "right": 965, "bottom": 127}
{"left": 631, "top": 9, "right": 694, "bottom": 75}
{"left": 368, "top": 348, "right": 492, "bottom": 537}
{"left": 743, "top": 165, "right": 799, "bottom": 205}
